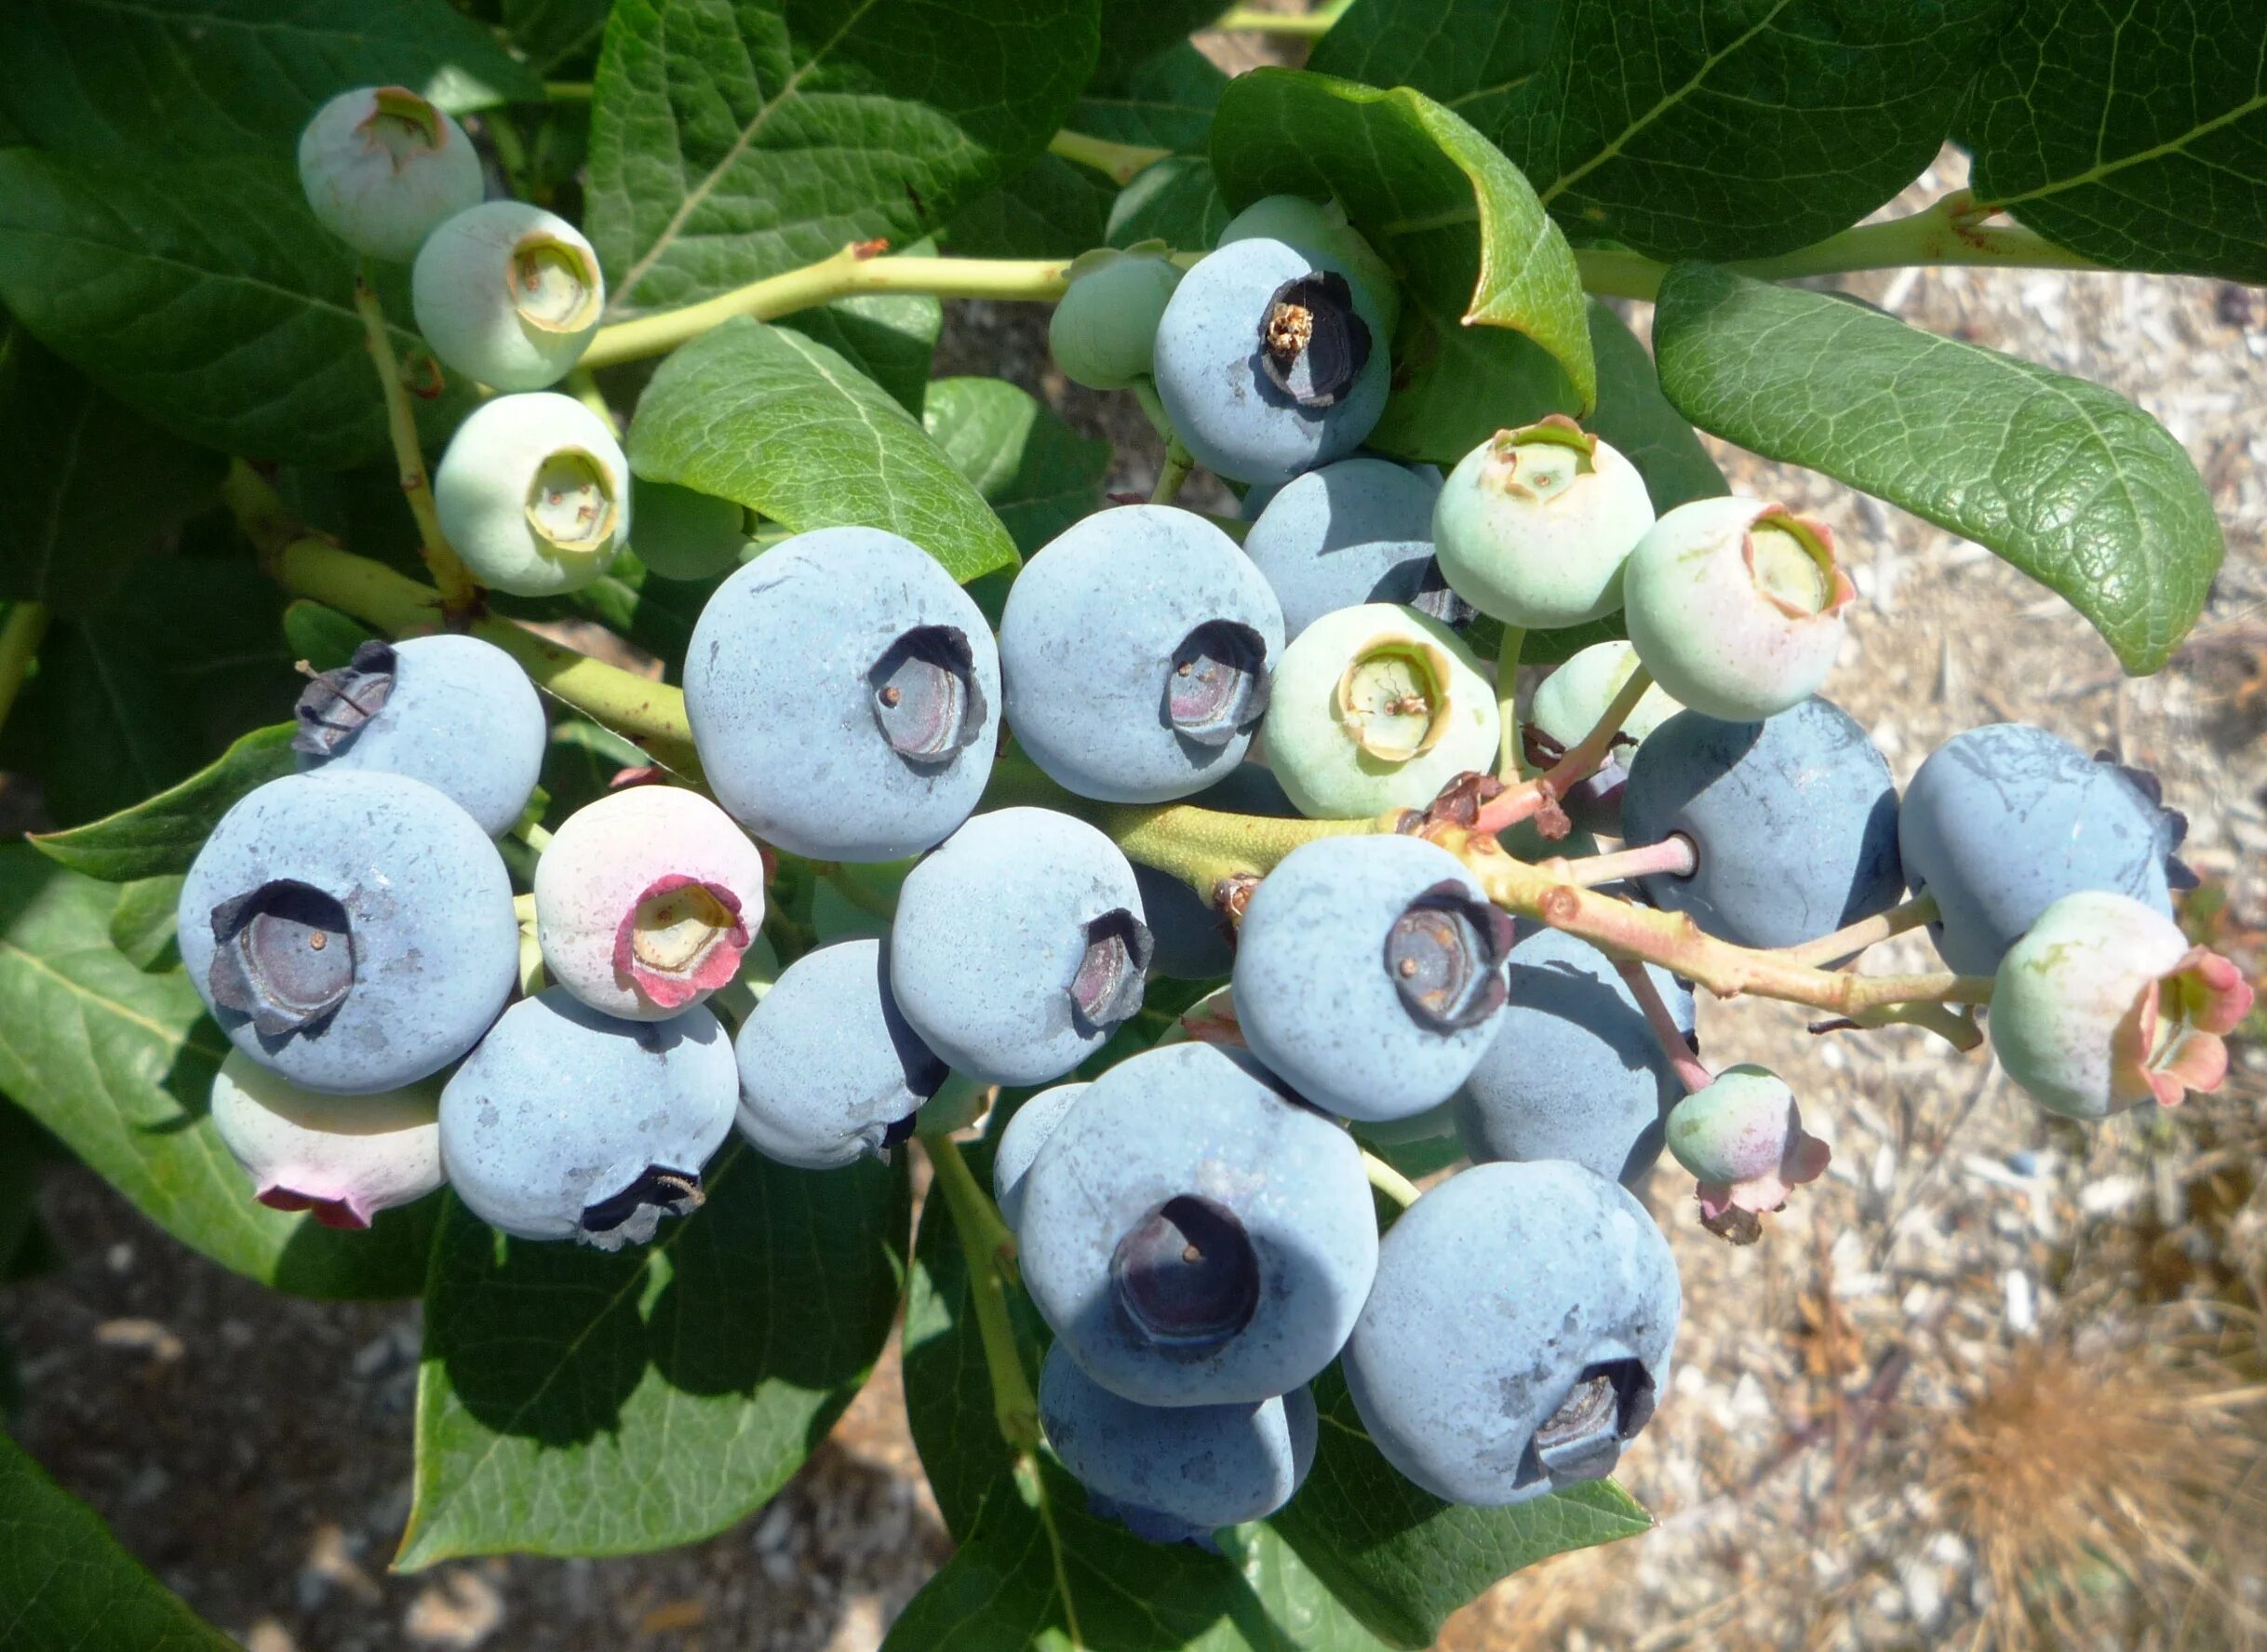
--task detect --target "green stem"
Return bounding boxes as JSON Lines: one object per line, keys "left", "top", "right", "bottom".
{"left": 1362, "top": 1150, "right": 1421, "bottom": 1210}
{"left": 516, "top": 820, "right": 555, "bottom": 854}
{"left": 351, "top": 262, "right": 480, "bottom": 618}
{"left": 544, "top": 80, "right": 593, "bottom": 101}
{"left": 923, "top": 1136, "right": 1040, "bottom": 1453}
{"left": 1493, "top": 625, "right": 1524, "bottom": 783}
{"left": 1151, "top": 434, "right": 1195, "bottom": 505}
{"left": 1049, "top": 128, "right": 1172, "bottom": 185}
{"left": 1213, "top": 0, "right": 1353, "bottom": 35}
{"left": 0, "top": 602, "right": 49, "bottom": 743}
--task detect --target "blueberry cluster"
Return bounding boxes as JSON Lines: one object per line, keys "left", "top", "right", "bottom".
{"left": 216, "top": 106, "right": 2250, "bottom": 1546}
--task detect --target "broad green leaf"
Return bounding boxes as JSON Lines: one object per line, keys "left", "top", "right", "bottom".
{"left": 777, "top": 277, "right": 946, "bottom": 417}
{"left": 0, "top": 1430, "right": 236, "bottom": 1651}
{"left": 587, "top": 0, "right": 1101, "bottom": 315}
{"left": 1961, "top": 0, "right": 2267, "bottom": 280}
{"left": 1655, "top": 263, "right": 2223, "bottom": 674}
{"left": 398, "top": 1145, "right": 910, "bottom": 1567}
{"left": 1211, "top": 69, "right": 1597, "bottom": 418}
{"left": 947, "top": 155, "right": 1116, "bottom": 258}
{"left": 1308, "top": 0, "right": 1562, "bottom": 137}
{"left": 0, "top": 152, "right": 471, "bottom": 470}
{"left": 1072, "top": 43, "right": 1227, "bottom": 156}
{"left": 34, "top": 725, "right": 295, "bottom": 882}
{"left": 627, "top": 317, "right": 1020, "bottom": 583}
{"left": 1500, "top": 0, "right": 2006, "bottom": 262}
{"left": 0, "top": 847, "right": 437, "bottom": 1299}
{"left": 1271, "top": 1366, "right": 1653, "bottom": 1649}
{"left": 1108, "top": 154, "right": 1232, "bottom": 250}
{"left": 0, "top": 325, "right": 224, "bottom": 617}
{"left": 1093, "top": 0, "right": 1228, "bottom": 84}
{"left": 923, "top": 378, "right": 1111, "bottom": 557}
{"left": 280, "top": 600, "right": 378, "bottom": 673}
{"left": 1587, "top": 300, "right": 1726, "bottom": 513}
{"left": 504, "top": 0, "right": 615, "bottom": 74}
{"left": 107, "top": 875, "right": 185, "bottom": 972}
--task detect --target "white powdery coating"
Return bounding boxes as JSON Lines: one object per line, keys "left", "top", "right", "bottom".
{"left": 1992, "top": 890, "right": 2192, "bottom": 1120}
{"left": 297, "top": 87, "right": 481, "bottom": 262}
{"left": 433, "top": 392, "right": 629, "bottom": 596}
{"left": 1433, "top": 433, "right": 1656, "bottom": 628}
{"left": 1263, "top": 602, "right": 1498, "bottom": 819}
{"left": 1623, "top": 496, "right": 1844, "bottom": 721}
{"left": 210, "top": 1049, "right": 442, "bottom": 1225}
{"left": 992, "top": 1081, "right": 1087, "bottom": 1232}
{"left": 535, "top": 786, "right": 767, "bottom": 1021}
{"left": 412, "top": 201, "right": 604, "bottom": 391}
{"left": 1529, "top": 639, "right": 1685, "bottom": 750}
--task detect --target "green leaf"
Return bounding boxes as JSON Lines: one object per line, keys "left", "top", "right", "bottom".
{"left": 0, "top": 0, "right": 540, "bottom": 156}
{"left": 946, "top": 154, "right": 1117, "bottom": 258}
{"left": 398, "top": 1144, "right": 910, "bottom": 1567}
{"left": 923, "top": 377, "right": 1111, "bottom": 557}
{"left": 1961, "top": 0, "right": 2267, "bottom": 280}
{"left": 587, "top": 0, "right": 1102, "bottom": 315}
{"left": 1072, "top": 43, "right": 1227, "bottom": 155}
{"left": 1499, "top": 0, "right": 2007, "bottom": 262}
{"left": 1655, "top": 263, "right": 2222, "bottom": 674}
{"left": 0, "top": 152, "right": 472, "bottom": 470}
{"left": 1587, "top": 300, "right": 1726, "bottom": 513}
{"left": 34, "top": 724, "right": 295, "bottom": 882}
{"left": 0, "top": 324, "right": 224, "bottom": 617}
{"left": 281, "top": 600, "right": 377, "bottom": 673}
{"left": 0, "top": 1430, "right": 236, "bottom": 1650}
{"left": 1307, "top": 0, "right": 1561, "bottom": 138}
{"left": 1107, "top": 154, "right": 1231, "bottom": 249}
{"left": 627, "top": 317, "right": 1020, "bottom": 584}
{"left": 1271, "top": 1365, "right": 1652, "bottom": 1648}
{"left": 107, "top": 875, "right": 184, "bottom": 972}
{"left": 1094, "top": 0, "right": 1227, "bottom": 84}
{"left": 1211, "top": 68, "right": 1597, "bottom": 420}
{"left": 776, "top": 275, "right": 946, "bottom": 417}
{"left": 0, "top": 846, "right": 437, "bottom": 1299}
{"left": 504, "top": 0, "right": 615, "bottom": 74}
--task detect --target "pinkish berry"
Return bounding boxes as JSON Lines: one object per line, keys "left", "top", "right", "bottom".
{"left": 1664, "top": 1064, "right": 1830, "bottom": 1243}
{"left": 209, "top": 1051, "right": 443, "bottom": 1229}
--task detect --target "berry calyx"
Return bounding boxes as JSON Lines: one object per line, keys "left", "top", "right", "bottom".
{"left": 1665, "top": 1065, "right": 1831, "bottom": 1243}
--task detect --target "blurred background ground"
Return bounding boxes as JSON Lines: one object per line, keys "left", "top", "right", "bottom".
{"left": 5, "top": 23, "right": 2266, "bottom": 1652}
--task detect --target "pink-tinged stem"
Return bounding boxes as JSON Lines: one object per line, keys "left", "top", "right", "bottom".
{"left": 1537, "top": 834, "right": 1697, "bottom": 888}
{"left": 1473, "top": 665, "right": 1654, "bottom": 836}
{"left": 1615, "top": 958, "right": 1714, "bottom": 1095}
{"left": 1777, "top": 892, "right": 1940, "bottom": 968}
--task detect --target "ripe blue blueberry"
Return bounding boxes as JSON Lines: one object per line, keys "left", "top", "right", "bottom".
{"left": 439, "top": 987, "right": 738, "bottom": 1249}
{"left": 1049, "top": 251, "right": 1181, "bottom": 391}
{"left": 433, "top": 392, "right": 630, "bottom": 596}
{"left": 1342, "top": 1160, "right": 1680, "bottom": 1505}
{"left": 297, "top": 87, "right": 481, "bottom": 262}
{"left": 1241, "top": 458, "right": 1464, "bottom": 639}
{"left": 1217, "top": 195, "right": 1399, "bottom": 336}
{"left": 1240, "top": 452, "right": 1441, "bottom": 523}
{"left": 1234, "top": 836, "right": 1513, "bottom": 1122}
{"left": 293, "top": 635, "right": 545, "bottom": 837}
{"left": 1455, "top": 926, "right": 1694, "bottom": 1185}
{"left": 991, "top": 1082, "right": 1088, "bottom": 1232}
{"left": 1620, "top": 698, "right": 1904, "bottom": 950}
{"left": 1000, "top": 505, "right": 1283, "bottom": 803}
{"left": 1152, "top": 236, "right": 1392, "bottom": 487}
{"left": 889, "top": 809, "right": 1150, "bottom": 1086}
{"left": 1134, "top": 764, "right": 1295, "bottom": 982}
{"left": 209, "top": 1050, "right": 442, "bottom": 1230}
{"left": 411, "top": 201, "right": 604, "bottom": 392}
{"left": 732, "top": 938, "right": 946, "bottom": 1169}
{"left": 686, "top": 527, "right": 1001, "bottom": 861}
{"left": 179, "top": 772, "right": 517, "bottom": 1095}
{"left": 1040, "top": 1343, "right": 1316, "bottom": 1533}
{"left": 1898, "top": 721, "right": 2189, "bottom": 976}
{"left": 1018, "top": 1041, "right": 1376, "bottom": 1405}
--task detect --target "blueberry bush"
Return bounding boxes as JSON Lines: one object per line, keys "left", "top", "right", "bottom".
{"left": 0, "top": 0, "right": 2257, "bottom": 1645}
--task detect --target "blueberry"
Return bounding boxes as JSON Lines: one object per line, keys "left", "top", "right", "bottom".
{"left": 1017, "top": 1041, "right": 1376, "bottom": 1405}
{"left": 1664, "top": 1064, "right": 1830, "bottom": 1237}
{"left": 1153, "top": 237, "right": 1392, "bottom": 487}
{"left": 179, "top": 772, "right": 517, "bottom": 1095}
{"left": 1455, "top": 925, "right": 1694, "bottom": 1185}
{"left": 1433, "top": 419, "right": 1657, "bottom": 629}
{"left": 433, "top": 392, "right": 630, "bottom": 597}
{"left": 1000, "top": 505, "right": 1283, "bottom": 803}
{"left": 627, "top": 478, "right": 745, "bottom": 582}
{"left": 1217, "top": 195, "right": 1399, "bottom": 336}
{"left": 1620, "top": 698, "right": 1903, "bottom": 950}
{"left": 1898, "top": 721, "right": 2187, "bottom": 976}
{"left": 991, "top": 1082, "right": 1088, "bottom": 1231}
{"left": 1523, "top": 640, "right": 1684, "bottom": 837}
{"left": 1235, "top": 836, "right": 1513, "bottom": 1121}
{"left": 1049, "top": 251, "right": 1182, "bottom": 391}
{"left": 293, "top": 636, "right": 545, "bottom": 837}
{"left": 411, "top": 201, "right": 604, "bottom": 392}
{"left": 439, "top": 986, "right": 738, "bottom": 1249}
{"left": 732, "top": 938, "right": 946, "bottom": 1169}
{"left": 1342, "top": 1160, "right": 1679, "bottom": 1505}
{"left": 1040, "top": 1343, "right": 1316, "bottom": 1532}
{"left": 889, "top": 809, "right": 1150, "bottom": 1085}
{"left": 297, "top": 87, "right": 480, "bottom": 262}
{"left": 1241, "top": 452, "right": 1442, "bottom": 523}
{"left": 208, "top": 1050, "right": 442, "bottom": 1230}
{"left": 1262, "top": 603, "right": 1499, "bottom": 818}
{"left": 1242, "top": 458, "right": 1464, "bottom": 639}
{"left": 1134, "top": 764, "right": 1297, "bottom": 982}
{"left": 685, "top": 527, "right": 1001, "bottom": 861}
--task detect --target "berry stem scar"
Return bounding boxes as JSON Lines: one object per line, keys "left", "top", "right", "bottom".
{"left": 351, "top": 261, "right": 482, "bottom": 620}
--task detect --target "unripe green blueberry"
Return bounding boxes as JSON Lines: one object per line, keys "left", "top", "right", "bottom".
{"left": 1528, "top": 640, "right": 1683, "bottom": 754}
{"left": 412, "top": 202, "right": 606, "bottom": 391}
{"left": 1262, "top": 602, "right": 1497, "bottom": 818}
{"left": 1432, "top": 417, "right": 1656, "bottom": 628}
{"left": 1622, "top": 497, "right": 1853, "bottom": 721}
{"left": 1049, "top": 250, "right": 1181, "bottom": 391}
{"left": 1991, "top": 890, "right": 2253, "bottom": 1121}
{"left": 629, "top": 477, "right": 746, "bottom": 581}
{"left": 1665, "top": 1064, "right": 1828, "bottom": 1241}
{"left": 1220, "top": 194, "right": 1400, "bottom": 336}
{"left": 433, "top": 393, "right": 629, "bottom": 596}
{"left": 297, "top": 87, "right": 482, "bottom": 263}
{"left": 209, "top": 1050, "right": 443, "bottom": 1229}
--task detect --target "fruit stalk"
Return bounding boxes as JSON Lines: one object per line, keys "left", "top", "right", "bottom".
{"left": 1047, "top": 128, "right": 1172, "bottom": 185}
{"left": 1539, "top": 835, "right": 1699, "bottom": 888}
{"left": 1361, "top": 1149, "right": 1421, "bottom": 1210}
{"left": 1493, "top": 625, "right": 1524, "bottom": 782}
{"left": 922, "top": 1135, "right": 1041, "bottom": 1451}
{"left": 1476, "top": 663, "right": 1655, "bottom": 835}
{"left": 1614, "top": 959, "right": 1713, "bottom": 1094}
{"left": 1777, "top": 890, "right": 1940, "bottom": 968}
{"left": 351, "top": 264, "right": 482, "bottom": 617}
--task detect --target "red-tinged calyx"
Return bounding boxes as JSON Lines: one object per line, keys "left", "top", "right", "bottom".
{"left": 1743, "top": 506, "right": 1852, "bottom": 620}
{"left": 613, "top": 874, "right": 748, "bottom": 1009}
{"left": 256, "top": 1184, "right": 370, "bottom": 1230}
{"left": 2124, "top": 945, "right": 2255, "bottom": 1107}
{"left": 1482, "top": 413, "right": 1596, "bottom": 504}
{"left": 363, "top": 87, "right": 446, "bottom": 167}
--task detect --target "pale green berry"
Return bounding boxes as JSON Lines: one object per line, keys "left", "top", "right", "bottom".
{"left": 629, "top": 477, "right": 746, "bottom": 581}
{"left": 433, "top": 393, "right": 629, "bottom": 596}
{"left": 1432, "top": 417, "right": 1656, "bottom": 629}
{"left": 1220, "top": 194, "right": 1400, "bottom": 336}
{"left": 297, "top": 87, "right": 482, "bottom": 263}
{"left": 412, "top": 201, "right": 605, "bottom": 391}
{"left": 1622, "top": 496, "right": 1852, "bottom": 721}
{"left": 1049, "top": 251, "right": 1181, "bottom": 391}
{"left": 1529, "top": 640, "right": 1684, "bottom": 754}
{"left": 1262, "top": 602, "right": 1497, "bottom": 818}
{"left": 1665, "top": 1064, "right": 1828, "bottom": 1238}
{"left": 210, "top": 1050, "right": 442, "bottom": 1229}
